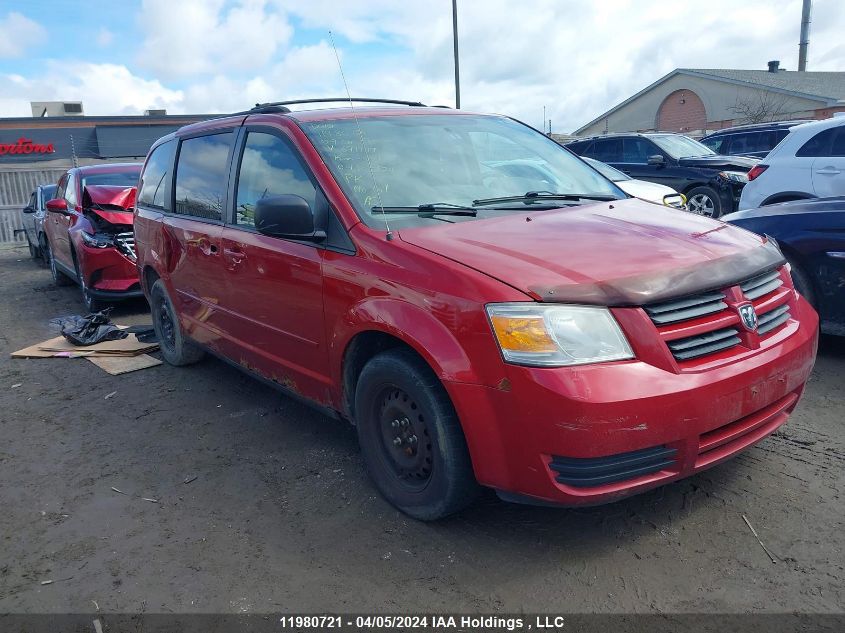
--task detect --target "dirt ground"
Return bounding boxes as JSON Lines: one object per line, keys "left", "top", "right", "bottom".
{"left": 1, "top": 246, "right": 843, "bottom": 616}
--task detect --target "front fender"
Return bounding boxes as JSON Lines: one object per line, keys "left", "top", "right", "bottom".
{"left": 331, "top": 297, "right": 496, "bottom": 388}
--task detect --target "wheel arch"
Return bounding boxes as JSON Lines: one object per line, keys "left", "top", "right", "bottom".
{"left": 761, "top": 191, "right": 815, "bottom": 206}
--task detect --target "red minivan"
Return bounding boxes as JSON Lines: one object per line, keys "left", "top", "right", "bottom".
{"left": 134, "top": 101, "right": 818, "bottom": 520}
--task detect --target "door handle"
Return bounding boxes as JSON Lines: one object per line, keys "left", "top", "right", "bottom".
{"left": 815, "top": 167, "right": 842, "bottom": 175}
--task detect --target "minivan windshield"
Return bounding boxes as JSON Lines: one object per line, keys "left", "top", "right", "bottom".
{"left": 301, "top": 114, "right": 625, "bottom": 227}
{"left": 583, "top": 156, "right": 631, "bottom": 182}
{"left": 651, "top": 134, "right": 716, "bottom": 159}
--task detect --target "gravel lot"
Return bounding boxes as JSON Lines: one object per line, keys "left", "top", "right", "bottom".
{"left": 1, "top": 246, "right": 843, "bottom": 617}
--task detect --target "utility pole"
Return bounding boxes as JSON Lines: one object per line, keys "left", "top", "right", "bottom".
{"left": 798, "top": 0, "right": 812, "bottom": 71}
{"left": 452, "top": 0, "right": 460, "bottom": 109}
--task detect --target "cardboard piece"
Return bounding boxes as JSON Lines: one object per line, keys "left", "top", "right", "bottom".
{"left": 87, "top": 354, "right": 162, "bottom": 375}
{"left": 11, "top": 333, "right": 158, "bottom": 359}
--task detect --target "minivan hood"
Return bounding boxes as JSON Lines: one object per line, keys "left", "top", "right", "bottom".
{"left": 398, "top": 198, "right": 784, "bottom": 305}
{"left": 677, "top": 154, "right": 759, "bottom": 170}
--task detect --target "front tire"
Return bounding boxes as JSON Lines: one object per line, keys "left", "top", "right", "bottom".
{"left": 45, "top": 239, "right": 73, "bottom": 286}
{"left": 787, "top": 258, "right": 816, "bottom": 308}
{"left": 354, "top": 348, "right": 480, "bottom": 520}
{"left": 150, "top": 279, "right": 205, "bottom": 366}
{"left": 686, "top": 186, "right": 722, "bottom": 218}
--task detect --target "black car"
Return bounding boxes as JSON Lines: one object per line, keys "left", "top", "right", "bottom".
{"left": 18, "top": 184, "right": 57, "bottom": 261}
{"left": 723, "top": 196, "right": 845, "bottom": 336}
{"left": 566, "top": 132, "right": 757, "bottom": 217}
{"left": 700, "top": 120, "right": 812, "bottom": 159}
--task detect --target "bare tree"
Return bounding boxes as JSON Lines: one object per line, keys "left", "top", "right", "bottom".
{"left": 729, "top": 92, "right": 792, "bottom": 124}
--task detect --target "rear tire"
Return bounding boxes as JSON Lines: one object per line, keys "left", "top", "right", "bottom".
{"left": 686, "top": 186, "right": 722, "bottom": 218}
{"left": 45, "top": 239, "right": 73, "bottom": 286}
{"left": 27, "top": 238, "right": 39, "bottom": 259}
{"left": 150, "top": 279, "right": 205, "bottom": 366}
{"left": 354, "top": 348, "right": 480, "bottom": 520}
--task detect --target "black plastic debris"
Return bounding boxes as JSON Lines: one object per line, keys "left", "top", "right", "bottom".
{"left": 50, "top": 310, "right": 129, "bottom": 346}
{"left": 125, "top": 324, "right": 157, "bottom": 344}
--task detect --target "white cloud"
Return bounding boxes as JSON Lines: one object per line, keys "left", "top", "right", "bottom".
{"left": 0, "top": 12, "right": 46, "bottom": 58}
{"left": 3, "top": 0, "right": 844, "bottom": 132}
{"left": 136, "top": 0, "right": 293, "bottom": 79}
{"left": 0, "top": 63, "right": 183, "bottom": 117}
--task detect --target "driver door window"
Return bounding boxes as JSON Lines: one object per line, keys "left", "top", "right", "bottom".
{"left": 235, "top": 132, "right": 317, "bottom": 228}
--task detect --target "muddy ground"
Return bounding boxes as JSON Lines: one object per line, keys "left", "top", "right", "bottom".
{"left": 0, "top": 246, "right": 843, "bottom": 617}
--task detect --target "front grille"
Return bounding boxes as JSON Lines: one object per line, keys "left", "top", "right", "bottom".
{"left": 666, "top": 327, "right": 742, "bottom": 361}
{"left": 644, "top": 267, "right": 793, "bottom": 364}
{"left": 643, "top": 291, "right": 728, "bottom": 325}
{"left": 741, "top": 269, "right": 782, "bottom": 300}
{"left": 549, "top": 445, "right": 677, "bottom": 488}
{"left": 757, "top": 303, "right": 790, "bottom": 335}
{"left": 114, "top": 232, "right": 136, "bottom": 261}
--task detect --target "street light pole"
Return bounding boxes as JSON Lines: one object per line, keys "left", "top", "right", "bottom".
{"left": 452, "top": 0, "right": 460, "bottom": 109}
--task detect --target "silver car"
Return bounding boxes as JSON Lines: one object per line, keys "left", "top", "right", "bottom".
{"left": 19, "top": 184, "right": 56, "bottom": 260}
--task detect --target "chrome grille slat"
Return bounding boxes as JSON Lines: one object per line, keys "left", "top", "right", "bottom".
{"left": 667, "top": 327, "right": 740, "bottom": 352}
{"left": 741, "top": 270, "right": 783, "bottom": 300}
{"left": 114, "top": 231, "right": 136, "bottom": 261}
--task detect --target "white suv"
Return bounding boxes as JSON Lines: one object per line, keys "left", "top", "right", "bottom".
{"left": 739, "top": 114, "right": 845, "bottom": 209}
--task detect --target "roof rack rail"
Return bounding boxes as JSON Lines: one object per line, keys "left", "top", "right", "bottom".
{"left": 252, "top": 98, "right": 427, "bottom": 110}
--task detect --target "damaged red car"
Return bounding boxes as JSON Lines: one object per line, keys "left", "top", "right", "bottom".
{"left": 44, "top": 163, "right": 143, "bottom": 311}
{"left": 134, "top": 101, "right": 819, "bottom": 520}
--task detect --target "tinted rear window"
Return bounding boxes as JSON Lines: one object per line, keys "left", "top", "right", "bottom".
{"left": 174, "top": 133, "right": 233, "bottom": 221}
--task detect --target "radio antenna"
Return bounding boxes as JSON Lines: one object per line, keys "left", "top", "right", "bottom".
{"left": 328, "top": 31, "right": 392, "bottom": 240}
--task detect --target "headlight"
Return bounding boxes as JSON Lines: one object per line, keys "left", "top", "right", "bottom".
{"left": 486, "top": 303, "right": 634, "bottom": 367}
{"left": 718, "top": 171, "right": 748, "bottom": 183}
{"left": 81, "top": 231, "right": 115, "bottom": 248}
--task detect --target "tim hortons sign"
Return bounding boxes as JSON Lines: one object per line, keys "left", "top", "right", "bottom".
{"left": 0, "top": 138, "right": 55, "bottom": 156}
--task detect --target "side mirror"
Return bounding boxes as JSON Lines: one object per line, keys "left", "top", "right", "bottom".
{"left": 22, "top": 206, "right": 35, "bottom": 214}
{"left": 254, "top": 195, "right": 325, "bottom": 241}
{"left": 647, "top": 154, "right": 665, "bottom": 166}
{"left": 46, "top": 198, "right": 70, "bottom": 215}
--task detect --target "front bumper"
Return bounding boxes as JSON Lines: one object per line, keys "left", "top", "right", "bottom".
{"left": 446, "top": 296, "right": 818, "bottom": 506}
{"left": 78, "top": 243, "right": 142, "bottom": 300}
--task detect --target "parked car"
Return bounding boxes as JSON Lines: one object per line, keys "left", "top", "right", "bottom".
{"left": 582, "top": 157, "right": 686, "bottom": 208}
{"left": 18, "top": 184, "right": 56, "bottom": 260}
{"left": 44, "top": 163, "right": 143, "bottom": 311}
{"left": 135, "top": 101, "right": 817, "bottom": 520}
{"left": 567, "top": 132, "right": 757, "bottom": 217}
{"left": 724, "top": 196, "right": 845, "bottom": 336}
{"left": 739, "top": 115, "right": 845, "bottom": 210}
{"left": 700, "top": 120, "right": 812, "bottom": 159}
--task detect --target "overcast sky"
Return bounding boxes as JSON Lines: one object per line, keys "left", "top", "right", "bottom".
{"left": 0, "top": 0, "right": 842, "bottom": 132}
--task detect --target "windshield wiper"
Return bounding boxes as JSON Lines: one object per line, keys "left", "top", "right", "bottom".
{"left": 472, "top": 191, "right": 619, "bottom": 206}
{"left": 371, "top": 203, "right": 477, "bottom": 217}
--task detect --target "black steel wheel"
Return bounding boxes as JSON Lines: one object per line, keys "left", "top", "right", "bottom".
{"left": 355, "top": 348, "right": 480, "bottom": 520}
{"left": 150, "top": 279, "right": 205, "bottom": 366}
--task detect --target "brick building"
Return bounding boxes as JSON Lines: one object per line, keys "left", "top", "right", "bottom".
{"left": 575, "top": 62, "right": 845, "bottom": 137}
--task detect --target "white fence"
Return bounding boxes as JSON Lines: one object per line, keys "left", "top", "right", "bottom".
{"left": 0, "top": 168, "right": 66, "bottom": 246}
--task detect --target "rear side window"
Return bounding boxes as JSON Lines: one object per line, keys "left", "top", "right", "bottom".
{"left": 591, "top": 138, "right": 623, "bottom": 162}
{"left": 174, "top": 132, "right": 233, "bottom": 221}
{"left": 234, "top": 131, "right": 317, "bottom": 228}
{"left": 139, "top": 140, "right": 176, "bottom": 210}
{"left": 797, "top": 127, "right": 836, "bottom": 157}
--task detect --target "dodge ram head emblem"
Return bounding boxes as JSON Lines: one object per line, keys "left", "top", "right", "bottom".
{"left": 738, "top": 304, "right": 758, "bottom": 331}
